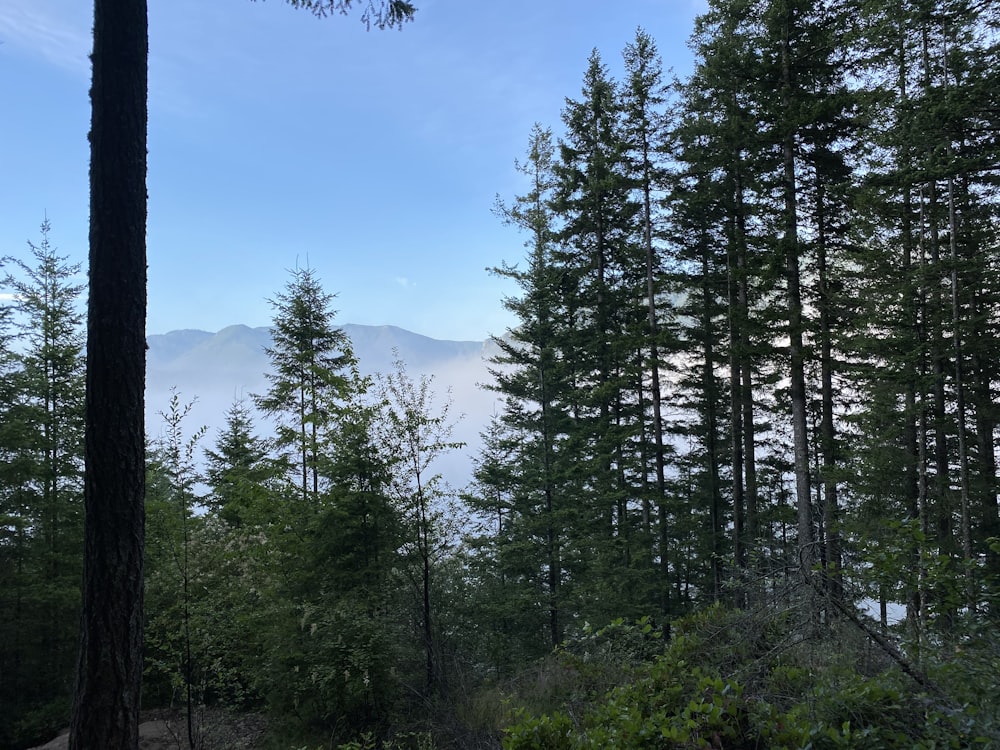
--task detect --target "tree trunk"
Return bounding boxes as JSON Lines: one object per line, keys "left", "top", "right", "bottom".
{"left": 727, "top": 144, "right": 758, "bottom": 603}
{"left": 70, "top": 0, "right": 148, "bottom": 747}
{"left": 893, "top": 13, "right": 923, "bottom": 634}
{"left": 728, "top": 242, "right": 746, "bottom": 581}
{"left": 778, "top": 14, "right": 812, "bottom": 578}
{"left": 815, "top": 177, "right": 842, "bottom": 602}
{"left": 944, "top": 166, "right": 975, "bottom": 610}
{"left": 700, "top": 246, "right": 724, "bottom": 601}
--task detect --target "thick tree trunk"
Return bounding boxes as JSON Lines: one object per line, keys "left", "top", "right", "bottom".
{"left": 70, "top": 0, "right": 148, "bottom": 747}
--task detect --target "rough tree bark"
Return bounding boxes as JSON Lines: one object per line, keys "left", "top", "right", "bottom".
{"left": 69, "top": 0, "right": 148, "bottom": 747}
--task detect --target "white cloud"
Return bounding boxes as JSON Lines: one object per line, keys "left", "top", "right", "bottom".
{"left": 394, "top": 276, "right": 415, "bottom": 289}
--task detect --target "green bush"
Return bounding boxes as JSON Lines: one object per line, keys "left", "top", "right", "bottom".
{"left": 501, "top": 605, "right": 999, "bottom": 750}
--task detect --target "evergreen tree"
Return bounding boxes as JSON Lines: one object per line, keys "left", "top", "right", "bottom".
{"left": 144, "top": 390, "right": 206, "bottom": 748}
{"left": 679, "top": 0, "right": 776, "bottom": 591}
{"left": 265, "top": 369, "right": 407, "bottom": 740}
{"left": 485, "top": 124, "right": 578, "bottom": 650}
{"left": 620, "top": 28, "right": 681, "bottom": 611}
{"left": 461, "top": 412, "right": 550, "bottom": 671}
{"left": 669, "top": 116, "right": 732, "bottom": 603}
{"left": 0, "top": 221, "right": 86, "bottom": 746}
{"left": 849, "top": 0, "right": 1000, "bottom": 629}
{"left": 552, "top": 50, "right": 650, "bottom": 621}
{"left": 204, "top": 396, "right": 282, "bottom": 526}
{"left": 256, "top": 266, "right": 355, "bottom": 503}
{"left": 0, "top": 301, "right": 30, "bottom": 749}
{"left": 751, "top": 0, "right": 860, "bottom": 600}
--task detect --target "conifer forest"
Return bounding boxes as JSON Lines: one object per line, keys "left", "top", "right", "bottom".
{"left": 2, "top": 0, "right": 1000, "bottom": 747}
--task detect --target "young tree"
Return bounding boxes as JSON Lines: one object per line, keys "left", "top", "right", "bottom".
{"left": 144, "top": 391, "right": 206, "bottom": 749}
{"left": 377, "top": 357, "right": 462, "bottom": 695}
{"left": 204, "top": 396, "right": 282, "bottom": 526}
{"left": 461, "top": 412, "right": 551, "bottom": 671}
{"left": 280, "top": 375, "right": 406, "bottom": 737}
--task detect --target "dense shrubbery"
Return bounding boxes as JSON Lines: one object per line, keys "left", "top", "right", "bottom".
{"left": 499, "top": 605, "right": 1000, "bottom": 750}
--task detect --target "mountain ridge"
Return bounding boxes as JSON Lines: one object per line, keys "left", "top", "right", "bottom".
{"left": 147, "top": 323, "right": 490, "bottom": 375}
{"left": 145, "top": 323, "right": 501, "bottom": 486}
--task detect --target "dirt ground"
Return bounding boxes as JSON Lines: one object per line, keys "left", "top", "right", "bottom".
{"left": 27, "top": 709, "right": 268, "bottom": 750}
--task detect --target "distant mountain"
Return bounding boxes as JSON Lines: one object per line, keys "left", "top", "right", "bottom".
{"left": 147, "top": 323, "right": 489, "bottom": 381}
{"left": 146, "top": 324, "right": 502, "bottom": 486}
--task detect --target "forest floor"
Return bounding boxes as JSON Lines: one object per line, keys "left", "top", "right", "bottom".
{"left": 27, "top": 709, "right": 268, "bottom": 750}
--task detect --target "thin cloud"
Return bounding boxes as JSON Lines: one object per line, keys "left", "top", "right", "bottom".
{"left": 395, "top": 276, "right": 415, "bottom": 289}
{"left": 0, "top": 3, "right": 90, "bottom": 74}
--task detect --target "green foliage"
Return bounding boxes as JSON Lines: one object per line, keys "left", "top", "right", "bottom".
{"left": 0, "top": 219, "right": 85, "bottom": 748}
{"left": 375, "top": 356, "right": 464, "bottom": 697}
{"left": 14, "top": 6, "right": 1000, "bottom": 744}
{"left": 205, "top": 396, "right": 284, "bottom": 526}
{"left": 334, "top": 729, "right": 437, "bottom": 750}
{"left": 502, "top": 711, "right": 575, "bottom": 750}
{"left": 501, "top": 606, "right": 998, "bottom": 750}
{"left": 144, "top": 270, "right": 429, "bottom": 746}
{"left": 144, "top": 390, "right": 209, "bottom": 718}
{"left": 274, "top": 0, "right": 416, "bottom": 29}
{"left": 263, "top": 597, "right": 404, "bottom": 743}
{"left": 256, "top": 265, "right": 356, "bottom": 503}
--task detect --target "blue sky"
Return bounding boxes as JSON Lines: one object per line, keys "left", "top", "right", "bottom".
{"left": 0, "top": 0, "right": 703, "bottom": 341}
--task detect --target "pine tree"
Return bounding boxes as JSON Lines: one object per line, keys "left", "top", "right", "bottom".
{"left": 680, "top": 0, "right": 774, "bottom": 590}
{"left": 758, "top": 0, "right": 860, "bottom": 601}
{"left": 461, "top": 412, "right": 550, "bottom": 671}
{"left": 620, "top": 28, "right": 682, "bottom": 611}
{"left": 552, "top": 50, "right": 650, "bottom": 621}
{"left": 669, "top": 115, "right": 733, "bottom": 603}
{"left": 256, "top": 266, "right": 355, "bottom": 503}
{"left": 266, "top": 368, "right": 407, "bottom": 738}
{"left": 0, "top": 300, "right": 30, "bottom": 749}
{"left": 0, "top": 220, "right": 86, "bottom": 745}
{"left": 204, "top": 396, "right": 282, "bottom": 526}
{"left": 849, "top": 0, "right": 1000, "bottom": 627}
{"left": 486, "top": 124, "right": 578, "bottom": 649}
